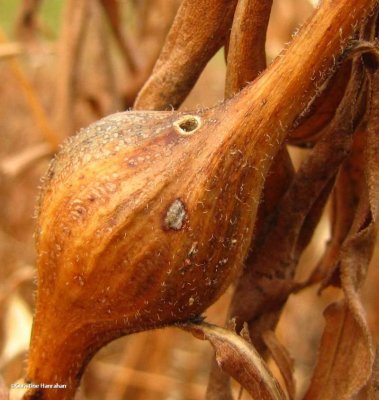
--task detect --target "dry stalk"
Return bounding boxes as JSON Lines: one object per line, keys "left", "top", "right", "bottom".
{"left": 134, "top": 0, "right": 238, "bottom": 110}
{"left": 123, "top": 0, "right": 181, "bottom": 108}
{"left": 123, "top": 0, "right": 180, "bottom": 109}
{"left": 225, "top": 0, "right": 273, "bottom": 97}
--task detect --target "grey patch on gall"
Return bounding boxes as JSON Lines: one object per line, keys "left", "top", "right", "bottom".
{"left": 164, "top": 200, "right": 186, "bottom": 230}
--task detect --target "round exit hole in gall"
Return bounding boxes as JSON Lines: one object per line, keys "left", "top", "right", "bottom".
{"left": 173, "top": 115, "right": 201, "bottom": 136}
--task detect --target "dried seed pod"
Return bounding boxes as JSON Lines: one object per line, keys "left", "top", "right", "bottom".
{"left": 25, "top": 1, "right": 376, "bottom": 399}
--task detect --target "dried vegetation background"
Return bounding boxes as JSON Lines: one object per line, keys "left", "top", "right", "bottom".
{"left": 0, "top": 0, "right": 378, "bottom": 399}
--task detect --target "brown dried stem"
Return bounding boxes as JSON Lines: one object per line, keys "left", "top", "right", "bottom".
{"left": 134, "top": 0, "right": 238, "bottom": 110}
{"left": 123, "top": 0, "right": 181, "bottom": 108}
{"left": 225, "top": 0, "right": 273, "bottom": 97}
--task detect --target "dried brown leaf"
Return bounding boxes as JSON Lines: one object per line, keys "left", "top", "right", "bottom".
{"left": 304, "top": 300, "right": 373, "bottom": 400}
{"left": 307, "top": 136, "right": 376, "bottom": 400}
{"left": 308, "top": 60, "right": 369, "bottom": 284}
{"left": 294, "top": 178, "right": 335, "bottom": 257}
{"left": 356, "top": 347, "right": 379, "bottom": 399}
{"left": 262, "top": 51, "right": 363, "bottom": 272}
{"left": 311, "top": 171, "right": 358, "bottom": 285}
{"left": 181, "top": 322, "right": 286, "bottom": 400}
{"left": 307, "top": 196, "right": 376, "bottom": 399}
{"left": 341, "top": 222, "right": 376, "bottom": 309}
{"left": 289, "top": 37, "right": 379, "bottom": 147}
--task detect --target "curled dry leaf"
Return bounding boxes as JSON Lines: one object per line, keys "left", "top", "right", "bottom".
{"left": 310, "top": 154, "right": 361, "bottom": 285}
{"left": 181, "top": 321, "right": 286, "bottom": 400}
{"left": 305, "top": 45, "right": 379, "bottom": 400}
{"left": 304, "top": 300, "right": 373, "bottom": 400}
{"left": 305, "top": 168, "right": 375, "bottom": 400}
{"left": 315, "top": 50, "right": 378, "bottom": 289}
{"left": 288, "top": 7, "right": 378, "bottom": 147}
{"left": 356, "top": 347, "right": 379, "bottom": 399}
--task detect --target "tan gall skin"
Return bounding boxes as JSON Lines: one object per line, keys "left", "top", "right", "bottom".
{"left": 24, "top": 0, "right": 378, "bottom": 399}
